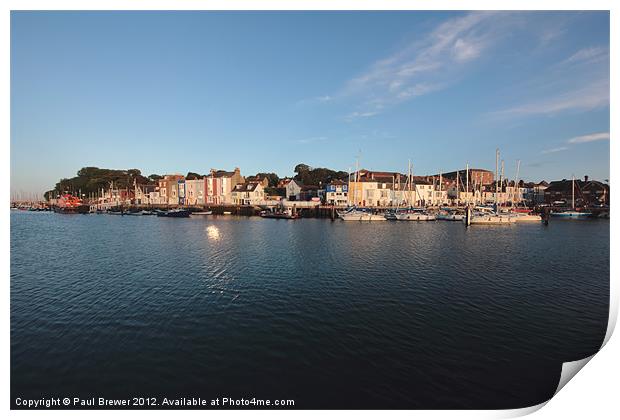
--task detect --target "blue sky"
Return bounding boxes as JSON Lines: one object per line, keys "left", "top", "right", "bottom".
{"left": 11, "top": 11, "right": 610, "bottom": 195}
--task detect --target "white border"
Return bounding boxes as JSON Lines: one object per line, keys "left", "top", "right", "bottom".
{"left": 3, "top": 1, "right": 617, "bottom": 419}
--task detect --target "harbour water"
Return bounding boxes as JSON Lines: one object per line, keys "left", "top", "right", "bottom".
{"left": 10, "top": 212, "right": 609, "bottom": 409}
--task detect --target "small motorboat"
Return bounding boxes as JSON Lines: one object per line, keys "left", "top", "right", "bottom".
{"left": 191, "top": 210, "right": 213, "bottom": 215}
{"left": 260, "top": 210, "right": 299, "bottom": 219}
{"left": 157, "top": 209, "right": 191, "bottom": 218}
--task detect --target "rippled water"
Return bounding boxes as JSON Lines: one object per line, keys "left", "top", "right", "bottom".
{"left": 11, "top": 212, "right": 609, "bottom": 409}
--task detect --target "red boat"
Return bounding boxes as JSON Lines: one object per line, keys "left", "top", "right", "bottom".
{"left": 52, "top": 194, "right": 90, "bottom": 214}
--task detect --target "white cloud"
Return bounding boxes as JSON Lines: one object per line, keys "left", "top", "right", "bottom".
{"left": 541, "top": 146, "right": 569, "bottom": 154}
{"left": 343, "top": 111, "right": 379, "bottom": 122}
{"left": 491, "top": 80, "right": 609, "bottom": 118}
{"left": 567, "top": 132, "right": 609, "bottom": 144}
{"left": 563, "top": 46, "right": 608, "bottom": 65}
{"left": 337, "top": 12, "right": 506, "bottom": 116}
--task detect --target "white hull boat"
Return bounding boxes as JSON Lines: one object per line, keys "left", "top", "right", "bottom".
{"left": 468, "top": 214, "right": 516, "bottom": 225}
{"left": 340, "top": 210, "right": 386, "bottom": 221}
{"left": 511, "top": 213, "right": 542, "bottom": 222}
{"left": 436, "top": 213, "right": 465, "bottom": 221}
{"left": 395, "top": 212, "right": 436, "bottom": 221}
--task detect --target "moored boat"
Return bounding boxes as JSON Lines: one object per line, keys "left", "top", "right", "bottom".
{"left": 395, "top": 209, "right": 436, "bottom": 221}
{"left": 157, "top": 209, "right": 191, "bottom": 218}
{"left": 339, "top": 208, "right": 386, "bottom": 221}
{"left": 260, "top": 210, "right": 299, "bottom": 219}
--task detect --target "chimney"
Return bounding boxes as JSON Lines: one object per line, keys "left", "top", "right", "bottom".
{"left": 584, "top": 175, "right": 589, "bottom": 182}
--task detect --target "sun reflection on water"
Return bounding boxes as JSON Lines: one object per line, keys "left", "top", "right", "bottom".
{"left": 206, "top": 225, "right": 220, "bottom": 241}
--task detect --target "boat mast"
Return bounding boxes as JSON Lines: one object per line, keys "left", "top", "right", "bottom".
{"left": 439, "top": 171, "right": 442, "bottom": 207}
{"left": 513, "top": 160, "right": 521, "bottom": 208}
{"left": 495, "top": 148, "right": 499, "bottom": 212}
{"left": 466, "top": 163, "right": 469, "bottom": 206}
{"left": 572, "top": 174, "right": 575, "bottom": 209}
{"left": 456, "top": 170, "right": 459, "bottom": 206}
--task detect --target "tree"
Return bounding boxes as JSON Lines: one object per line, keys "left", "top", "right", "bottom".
{"left": 294, "top": 163, "right": 311, "bottom": 174}
{"left": 255, "top": 172, "right": 280, "bottom": 187}
{"left": 186, "top": 172, "right": 203, "bottom": 180}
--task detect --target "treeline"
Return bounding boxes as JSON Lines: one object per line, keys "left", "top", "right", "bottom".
{"left": 45, "top": 164, "right": 349, "bottom": 200}
{"left": 45, "top": 167, "right": 161, "bottom": 200}
{"left": 293, "top": 164, "right": 348, "bottom": 187}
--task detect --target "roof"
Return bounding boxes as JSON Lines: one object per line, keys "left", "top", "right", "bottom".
{"left": 233, "top": 182, "right": 261, "bottom": 192}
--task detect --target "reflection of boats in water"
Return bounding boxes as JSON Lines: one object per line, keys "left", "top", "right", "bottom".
{"left": 52, "top": 194, "right": 90, "bottom": 214}
{"left": 550, "top": 210, "right": 592, "bottom": 219}
{"left": 339, "top": 208, "right": 386, "bottom": 221}
{"left": 157, "top": 209, "right": 191, "bottom": 218}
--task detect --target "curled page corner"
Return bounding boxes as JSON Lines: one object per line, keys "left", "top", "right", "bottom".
{"left": 554, "top": 355, "right": 595, "bottom": 396}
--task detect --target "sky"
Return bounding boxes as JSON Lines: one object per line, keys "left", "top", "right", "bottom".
{"left": 11, "top": 11, "right": 610, "bottom": 195}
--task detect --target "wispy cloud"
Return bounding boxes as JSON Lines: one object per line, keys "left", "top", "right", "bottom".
{"left": 297, "top": 136, "right": 328, "bottom": 144}
{"left": 540, "top": 130, "right": 609, "bottom": 155}
{"left": 343, "top": 111, "right": 379, "bottom": 122}
{"left": 491, "top": 79, "right": 609, "bottom": 118}
{"left": 335, "top": 12, "right": 512, "bottom": 117}
{"left": 567, "top": 131, "right": 609, "bottom": 144}
{"left": 541, "top": 146, "right": 569, "bottom": 155}
{"left": 563, "top": 46, "right": 608, "bottom": 65}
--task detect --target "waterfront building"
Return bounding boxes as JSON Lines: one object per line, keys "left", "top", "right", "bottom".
{"left": 286, "top": 179, "right": 320, "bottom": 201}
{"left": 277, "top": 178, "right": 293, "bottom": 188}
{"left": 185, "top": 178, "right": 206, "bottom": 205}
{"left": 206, "top": 168, "right": 245, "bottom": 205}
{"left": 245, "top": 175, "right": 270, "bottom": 188}
{"left": 158, "top": 174, "right": 185, "bottom": 206}
{"left": 544, "top": 177, "right": 609, "bottom": 206}
{"left": 325, "top": 180, "right": 348, "bottom": 206}
{"left": 134, "top": 183, "right": 156, "bottom": 205}
{"left": 437, "top": 168, "right": 494, "bottom": 185}
{"left": 231, "top": 181, "right": 265, "bottom": 205}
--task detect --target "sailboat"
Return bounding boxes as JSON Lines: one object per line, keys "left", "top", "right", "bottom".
{"left": 550, "top": 175, "right": 592, "bottom": 219}
{"left": 469, "top": 149, "right": 516, "bottom": 225}
{"left": 506, "top": 160, "right": 542, "bottom": 222}
{"left": 339, "top": 157, "right": 387, "bottom": 221}
{"left": 395, "top": 160, "right": 436, "bottom": 221}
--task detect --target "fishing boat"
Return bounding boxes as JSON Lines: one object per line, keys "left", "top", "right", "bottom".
{"left": 125, "top": 210, "right": 143, "bottom": 216}
{"left": 157, "top": 209, "right": 191, "bottom": 218}
{"left": 52, "top": 194, "right": 90, "bottom": 214}
{"left": 191, "top": 210, "right": 213, "bottom": 215}
{"left": 141, "top": 210, "right": 156, "bottom": 215}
{"left": 551, "top": 175, "right": 592, "bottom": 219}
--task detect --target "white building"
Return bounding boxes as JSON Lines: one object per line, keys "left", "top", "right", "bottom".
{"left": 232, "top": 182, "right": 265, "bottom": 205}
